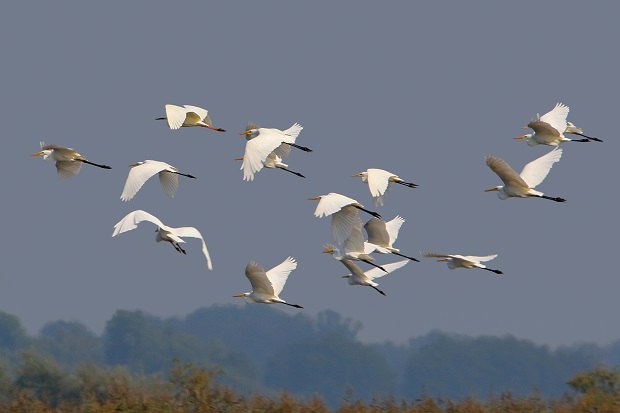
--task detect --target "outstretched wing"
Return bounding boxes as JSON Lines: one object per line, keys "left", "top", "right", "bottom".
{"left": 486, "top": 154, "right": 529, "bottom": 189}
{"left": 519, "top": 148, "right": 562, "bottom": 189}
{"left": 282, "top": 123, "right": 303, "bottom": 140}
{"left": 366, "top": 168, "right": 394, "bottom": 198}
{"left": 164, "top": 104, "right": 188, "bottom": 130}
{"left": 245, "top": 262, "right": 273, "bottom": 295}
{"left": 173, "top": 226, "right": 212, "bottom": 270}
{"left": 538, "top": 102, "right": 569, "bottom": 134}
{"left": 183, "top": 105, "right": 210, "bottom": 124}
{"left": 343, "top": 216, "right": 365, "bottom": 254}
{"left": 459, "top": 254, "right": 498, "bottom": 263}
{"left": 121, "top": 161, "right": 170, "bottom": 201}
{"left": 364, "top": 218, "right": 390, "bottom": 247}
{"left": 364, "top": 259, "right": 409, "bottom": 280}
{"left": 241, "top": 133, "right": 285, "bottom": 181}
{"left": 56, "top": 161, "right": 82, "bottom": 178}
{"left": 313, "top": 193, "right": 358, "bottom": 217}
{"left": 112, "top": 210, "right": 166, "bottom": 237}
{"left": 384, "top": 216, "right": 405, "bottom": 246}
{"left": 421, "top": 251, "right": 452, "bottom": 259}
{"left": 265, "top": 256, "right": 297, "bottom": 296}
{"left": 331, "top": 205, "right": 360, "bottom": 245}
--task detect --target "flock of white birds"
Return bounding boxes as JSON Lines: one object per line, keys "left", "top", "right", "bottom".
{"left": 31, "top": 102, "right": 602, "bottom": 309}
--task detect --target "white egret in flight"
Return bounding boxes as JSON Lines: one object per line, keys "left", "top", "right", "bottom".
{"left": 309, "top": 192, "right": 381, "bottom": 244}
{"left": 337, "top": 258, "right": 409, "bottom": 296}
{"left": 515, "top": 103, "right": 602, "bottom": 145}
{"left": 238, "top": 122, "right": 311, "bottom": 181}
{"left": 234, "top": 153, "right": 305, "bottom": 180}
{"left": 233, "top": 257, "right": 303, "bottom": 308}
{"left": 323, "top": 215, "right": 387, "bottom": 272}
{"left": 363, "top": 216, "right": 419, "bottom": 262}
{"left": 31, "top": 141, "right": 111, "bottom": 178}
{"left": 112, "top": 210, "right": 212, "bottom": 270}
{"left": 352, "top": 168, "right": 418, "bottom": 206}
{"left": 421, "top": 252, "right": 503, "bottom": 274}
{"left": 157, "top": 104, "right": 225, "bottom": 132}
{"left": 120, "top": 160, "right": 196, "bottom": 201}
{"left": 485, "top": 148, "right": 566, "bottom": 202}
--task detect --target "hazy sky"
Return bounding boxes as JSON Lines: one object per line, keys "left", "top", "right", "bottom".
{"left": 2, "top": 2, "right": 618, "bottom": 347}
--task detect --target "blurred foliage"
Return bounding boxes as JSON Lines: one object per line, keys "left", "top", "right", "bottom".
{"left": 0, "top": 308, "right": 618, "bottom": 411}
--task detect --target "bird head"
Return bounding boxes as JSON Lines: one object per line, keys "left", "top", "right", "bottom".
{"left": 31, "top": 149, "right": 53, "bottom": 160}
{"left": 239, "top": 128, "right": 259, "bottom": 140}
{"left": 514, "top": 133, "right": 536, "bottom": 146}
{"left": 308, "top": 196, "right": 322, "bottom": 201}
{"left": 352, "top": 172, "right": 368, "bottom": 182}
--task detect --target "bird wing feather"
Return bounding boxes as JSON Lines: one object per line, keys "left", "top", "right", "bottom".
{"left": 112, "top": 210, "right": 167, "bottom": 237}
{"left": 519, "top": 148, "right": 562, "bottom": 189}
{"left": 363, "top": 259, "right": 409, "bottom": 280}
{"left": 245, "top": 262, "right": 274, "bottom": 296}
{"left": 538, "top": 102, "right": 569, "bottom": 134}
{"left": 459, "top": 254, "right": 497, "bottom": 263}
{"left": 343, "top": 217, "right": 365, "bottom": 254}
{"left": 164, "top": 104, "right": 187, "bottom": 130}
{"left": 366, "top": 168, "right": 393, "bottom": 198}
{"left": 241, "top": 134, "right": 285, "bottom": 180}
{"left": 183, "top": 105, "right": 209, "bottom": 123}
{"left": 313, "top": 193, "right": 358, "bottom": 217}
{"left": 159, "top": 171, "right": 179, "bottom": 198}
{"left": 421, "top": 251, "right": 451, "bottom": 259}
{"left": 120, "top": 161, "right": 169, "bottom": 201}
{"left": 282, "top": 123, "right": 303, "bottom": 140}
{"left": 384, "top": 215, "right": 405, "bottom": 246}
{"left": 265, "top": 256, "right": 297, "bottom": 296}
{"left": 486, "top": 154, "right": 529, "bottom": 189}
{"left": 56, "top": 161, "right": 82, "bottom": 178}
{"left": 172, "top": 226, "right": 212, "bottom": 270}
{"left": 364, "top": 218, "right": 390, "bottom": 247}
{"left": 331, "top": 206, "right": 360, "bottom": 245}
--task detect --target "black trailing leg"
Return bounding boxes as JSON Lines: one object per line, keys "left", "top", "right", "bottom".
{"left": 354, "top": 205, "right": 381, "bottom": 219}
{"left": 284, "top": 142, "right": 313, "bottom": 152}
{"left": 282, "top": 302, "right": 304, "bottom": 309}
{"left": 279, "top": 168, "right": 305, "bottom": 178}
{"left": 482, "top": 267, "right": 503, "bottom": 275}
{"left": 172, "top": 171, "right": 197, "bottom": 179}
{"left": 574, "top": 132, "right": 603, "bottom": 142}
{"left": 370, "top": 286, "right": 386, "bottom": 296}
{"left": 395, "top": 180, "right": 418, "bottom": 188}
{"left": 172, "top": 243, "right": 186, "bottom": 255}
{"left": 81, "top": 160, "right": 112, "bottom": 169}
{"left": 540, "top": 195, "right": 566, "bottom": 203}
{"left": 392, "top": 251, "right": 420, "bottom": 262}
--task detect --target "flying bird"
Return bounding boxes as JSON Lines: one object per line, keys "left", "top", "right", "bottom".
{"left": 120, "top": 160, "right": 196, "bottom": 201}
{"left": 234, "top": 152, "right": 305, "bottom": 179}
{"left": 337, "top": 258, "right": 410, "bottom": 296}
{"left": 353, "top": 168, "right": 418, "bottom": 206}
{"left": 238, "top": 122, "right": 311, "bottom": 181}
{"left": 309, "top": 192, "right": 381, "bottom": 244}
{"left": 157, "top": 104, "right": 225, "bottom": 132}
{"left": 364, "top": 216, "right": 419, "bottom": 262}
{"left": 421, "top": 252, "right": 503, "bottom": 274}
{"left": 233, "top": 257, "right": 303, "bottom": 308}
{"left": 515, "top": 103, "right": 602, "bottom": 146}
{"left": 323, "top": 216, "right": 387, "bottom": 272}
{"left": 112, "top": 210, "right": 212, "bottom": 270}
{"left": 31, "top": 141, "right": 111, "bottom": 178}
{"left": 485, "top": 148, "right": 566, "bottom": 202}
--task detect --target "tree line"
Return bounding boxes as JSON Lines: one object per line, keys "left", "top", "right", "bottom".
{"left": 0, "top": 306, "right": 619, "bottom": 408}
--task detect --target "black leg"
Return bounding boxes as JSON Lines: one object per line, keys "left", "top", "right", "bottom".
{"left": 371, "top": 286, "right": 386, "bottom": 296}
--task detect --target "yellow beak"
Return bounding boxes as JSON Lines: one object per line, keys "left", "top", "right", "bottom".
{"left": 31, "top": 151, "right": 43, "bottom": 157}
{"left": 514, "top": 135, "right": 528, "bottom": 140}
{"left": 234, "top": 157, "right": 244, "bottom": 161}
{"left": 484, "top": 187, "right": 498, "bottom": 192}
{"left": 239, "top": 130, "right": 251, "bottom": 135}
{"left": 437, "top": 259, "right": 447, "bottom": 262}
{"left": 322, "top": 249, "right": 332, "bottom": 254}
{"left": 308, "top": 196, "right": 321, "bottom": 200}
{"left": 128, "top": 163, "right": 140, "bottom": 167}
{"left": 233, "top": 294, "right": 245, "bottom": 298}
{"left": 352, "top": 173, "right": 362, "bottom": 177}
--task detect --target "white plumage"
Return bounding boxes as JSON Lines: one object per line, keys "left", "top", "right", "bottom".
{"left": 157, "top": 104, "right": 225, "bottom": 131}
{"left": 353, "top": 168, "right": 418, "bottom": 206}
{"left": 120, "top": 160, "right": 196, "bottom": 201}
{"left": 112, "top": 210, "right": 212, "bottom": 270}
{"left": 233, "top": 257, "right": 302, "bottom": 308}
{"left": 421, "top": 252, "right": 502, "bottom": 274}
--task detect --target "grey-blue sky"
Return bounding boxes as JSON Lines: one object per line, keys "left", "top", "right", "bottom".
{"left": 1, "top": 2, "right": 618, "bottom": 346}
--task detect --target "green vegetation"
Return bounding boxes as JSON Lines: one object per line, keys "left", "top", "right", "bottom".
{"left": 0, "top": 306, "right": 619, "bottom": 411}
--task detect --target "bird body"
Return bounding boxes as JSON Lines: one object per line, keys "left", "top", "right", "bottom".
{"left": 309, "top": 192, "right": 381, "bottom": 244}
{"left": 157, "top": 104, "right": 225, "bottom": 131}
{"left": 238, "top": 122, "right": 309, "bottom": 181}
{"left": 120, "top": 160, "right": 196, "bottom": 201}
{"left": 364, "top": 216, "right": 420, "bottom": 261}
{"left": 485, "top": 148, "right": 566, "bottom": 202}
{"left": 31, "top": 141, "right": 111, "bottom": 178}
{"left": 337, "top": 258, "right": 409, "bottom": 296}
{"left": 353, "top": 168, "right": 418, "bottom": 206}
{"left": 516, "top": 103, "right": 602, "bottom": 145}
{"left": 422, "top": 252, "right": 503, "bottom": 274}
{"left": 112, "top": 210, "right": 212, "bottom": 270}
{"left": 233, "top": 257, "right": 302, "bottom": 308}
